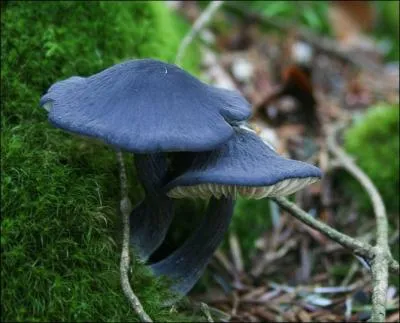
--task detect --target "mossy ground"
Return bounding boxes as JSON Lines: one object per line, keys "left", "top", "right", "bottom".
{"left": 1, "top": 1, "right": 201, "bottom": 321}
{"left": 342, "top": 103, "right": 399, "bottom": 217}
{"left": 339, "top": 103, "right": 399, "bottom": 286}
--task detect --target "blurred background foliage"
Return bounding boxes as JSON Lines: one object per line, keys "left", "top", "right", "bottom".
{"left": 205, "top": 0, "right": 399, "bottom": 60}
{"left": 252, "top": 0, "right": 399, "bottom": 60}
{"left": 245, "top": 1, "right": 332, "bottom": 35}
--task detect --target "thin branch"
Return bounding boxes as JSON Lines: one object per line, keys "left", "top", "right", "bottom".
{"left": 251, "top": 239, "right": 298, "bottom": 277}
{"left": 388, "top": 255, "right": 399, "bottom": 273}
{"left": 272, "top": 197, "right": 371, "bottom": 258}
{"left": 326, "top": 123, "right": 390, "bottom": 251}
{"left": 175, "top": 1, "right": 224, "bottom": 66}
{"left": 326, "top": 123, "right": 391, "bottom": 322}
{"left": 271, "top": 197, "right": 398, "bottom": 275}
{"left": 229, "top": 233, "right": 244, "bottom": 273}
{"left": 116, "top": 151, "right": 153, "bottom": 323}
{"left": 201, "top": 302, "right": 214, "bottom": 323}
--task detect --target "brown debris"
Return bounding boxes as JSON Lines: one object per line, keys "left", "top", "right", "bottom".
{"left": 178, "top": 2, "right": 399, "bottom": 321}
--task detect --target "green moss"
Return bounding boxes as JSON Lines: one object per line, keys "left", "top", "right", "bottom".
{"left": 343, "top": 103, "right": 399, "bottom": 216}
{"left": 375, "top": 1, "right": 399, "bottom": 61}
{"left": 227, "top": 197, "right": 272, "bottom": 262}
{"left": 1, "top": 1, "right": 201, "bottom": 321}
{"left": 338, "top": 104, "right": 399, "bottom": 289}
{"left": 235, "top": 1, "right": 331, "bottom": 35}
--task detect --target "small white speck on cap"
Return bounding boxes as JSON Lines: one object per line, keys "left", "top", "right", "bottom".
{"left": 43, "top": 102, "right": 53, "bottom": 112}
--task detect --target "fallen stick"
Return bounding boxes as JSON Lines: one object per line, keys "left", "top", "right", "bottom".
{"left": 175, "top": 1, "right": 224, "bottom": 66}
{"left": 326, "top": 123, "right": 391, "bottom": 322}
{"left": 116, "top": 151, "right": 153, "bottom": 322}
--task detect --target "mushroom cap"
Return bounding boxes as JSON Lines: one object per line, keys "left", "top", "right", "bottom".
{"left": 166, "top": 128, "right": 322, "bottom": 199}
{"left": 40, "top": 59, "right": 251, "bottom": 153}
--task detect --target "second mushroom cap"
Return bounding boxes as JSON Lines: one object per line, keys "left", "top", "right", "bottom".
{"left": 166, "top": 127, "right": 322, "bottom": 199}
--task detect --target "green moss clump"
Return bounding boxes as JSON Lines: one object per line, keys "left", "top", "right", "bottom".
{"left": 343, "top": 103, "right": 400, "bottom": 216}
{"left": 227, "top": 197, "right": 272, "bottom": 262}
{"left": 1, "top": 1, "right": 201, "bottom": 321}
{"left": 234, "top": 1, "right": 331, "bottom": 35}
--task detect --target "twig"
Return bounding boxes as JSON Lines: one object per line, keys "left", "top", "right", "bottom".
{"left": 269, "top": 278, "right": 368, "bottom": 295}
{"left": 201, "top": 302, "right": 214, "bottom": 323}
{"left": 191, "top": 301, "right": 231, "bottom": 322}
{"left": 116, "top": 151, "right": 153, "bottom": 323}
{"left": 251, "top": 239, "right": 298, "bottom": 277}
{"left": 345, "top": 297, "right": 353, "bottom": 321}
{"left": 214, "top": 249, "right": 237, "bottom": 277}
{"left": 272, "top": 197, "right": 372, "bottom": 260}
{"left": 269, "top": 199, "right": 281, "bottom": 229}
{"left": 229, "top": 233, "right": 244, "bottom": 273}
{"left": 175, "top": 1, "right": 224, "bottom": 66}
{"left": 231, "top": 291, "right": 239, "bottom": 317}
{"left": 326, "top": 123, "right": 391, "bottom": 322}
{"left": 340, "top": 261, "right": 360, "bottom": 287}
{"left": 271, "top": 196, "right": 398, "bottom": 275}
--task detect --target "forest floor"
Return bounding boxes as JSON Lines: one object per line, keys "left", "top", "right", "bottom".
{"left": 171, "top": 2, "right": 400, "bottom": 322}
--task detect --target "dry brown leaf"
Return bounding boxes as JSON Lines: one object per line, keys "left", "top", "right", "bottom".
{"left": 297, "top": 308, "right": 312, "bottom": 322}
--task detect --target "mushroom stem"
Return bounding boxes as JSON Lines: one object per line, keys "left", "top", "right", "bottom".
{"left": 150, "top": 197, "right": 234, "bottom": 298}
{"left": 130, "top": 153, "right": 175, "bottom": 261}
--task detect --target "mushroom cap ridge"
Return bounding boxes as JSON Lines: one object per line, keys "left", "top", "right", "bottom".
{"left": 40, "top": 59, "right": 251, "bottom": 153}
{"left": 165, "top": 128, "right": 322, "bottom": 198}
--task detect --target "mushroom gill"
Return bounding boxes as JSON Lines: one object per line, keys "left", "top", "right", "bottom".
{"left": 167, "top": 176, "right": 320, "bottom": 200}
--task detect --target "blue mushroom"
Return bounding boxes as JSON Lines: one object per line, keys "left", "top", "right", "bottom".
{"left": 40, "top": 59, "right": 251, "bottom": 261}
{"left": 151, "top": 126, "right": 322, "bottom": 296}
{"left": 151, "top": 197, "right": 234, "bottom": 303}
{"left": 129, "top": 153, "right": 174, "bottom": 260}
{"left": 166, "top": 126, "right": 322, "bottom": 199}
{"left": 40, "top": 58, "right": 322, "bottom": 301}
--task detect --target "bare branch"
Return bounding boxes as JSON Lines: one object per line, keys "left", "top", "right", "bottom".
{"left": 272, "top": 197, "right": 371, "bottom": 257}
{"left": 201, "top": 302, "right": 214, "bottom": 323}
{"left": 175, "top": 1, "right": 224, "bottom": 66}
{"left": 271, "top": 197, "right": 398, "bottom": 276}
{"left": 229, "top": 233, "right": 244, "bottom": 273}
{"left": 116, "top": 151, "right": 153, "bottom": 322}
{"left": 326, "top": 123, "right": 391, "bottom": 322}
{"left": 326, "top": 124, "right": 390, "bottom": 250}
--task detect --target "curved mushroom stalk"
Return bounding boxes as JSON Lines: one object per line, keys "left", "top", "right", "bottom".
{"left": 154, "top": 127, "right": 322, "bottom": 298}
{"left": 134, "top": 153, "right": 168, "bottom": 194}
{"left": 40, "top": 59, "right": 252, "bottom": 262}
{"left": 130, "top": 153, "right": 174, "bottom": 261}
{"left": 150, "top": 197, "right": 234, "bottom": 298}
{"left": 129, "top": 198, "right": 173, "bottom": 261}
